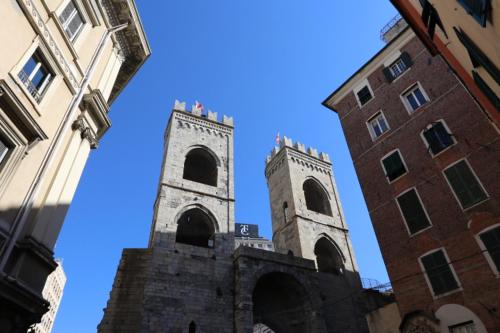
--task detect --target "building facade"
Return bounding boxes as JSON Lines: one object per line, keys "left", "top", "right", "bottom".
{"left": 389, "top": 0, "right": 499, "bottom": 126}
{"left": 235, "top": 223, "right": 274, "bottom": 251}
{"left": 33, "top": 260, "right": 66, "bottom": 333}
{"left": 98, "top": 101, "right": 369, "bottom": 333}
{"left": 323, "top": 21, "right": 499, "bottom": 332}
{"left": 0, "top": 0, "right": 150, "bottom": 331}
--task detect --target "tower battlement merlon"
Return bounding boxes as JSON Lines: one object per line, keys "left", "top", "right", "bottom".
{"left": 265, "top": 135, "right": 331, "bottom": 166}
{"left": 172, "top": 100, "right": 234, "bottom": 128}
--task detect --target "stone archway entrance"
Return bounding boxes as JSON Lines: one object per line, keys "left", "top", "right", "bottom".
{"left": 252, "top": 272, "right": 313, "bottom": 333}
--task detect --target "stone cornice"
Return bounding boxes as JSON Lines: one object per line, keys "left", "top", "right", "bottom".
{"left": 83, "top": 89, "right": 111, "bottom": 139}
{"left": 174, "top": 111, "right": 233, "bottom": 136}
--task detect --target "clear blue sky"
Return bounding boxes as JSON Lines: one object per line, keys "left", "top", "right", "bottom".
{"left": 54, "top": 1, "right": 397, "bottom": 331}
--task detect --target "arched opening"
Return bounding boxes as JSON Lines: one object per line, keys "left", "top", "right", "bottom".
{"left": 254, "top": 323, "right": 275, "bottom": 333}
{"left": 183, "top": 148, "right": 218, "bottom": 186}
{"left": 303, "top": 179, "right": 332, "bottom": 216}
{"left": 176, "top": 208, "right": 215, "bottom": 248}
{"left": 314, "top": 237, "right": 344, "bottom": 274}
{"left": 189, "top": 321, "right": 196, "bottom": 333}
{"left": 253, "top": 272, "right": 312, "bottom": 333}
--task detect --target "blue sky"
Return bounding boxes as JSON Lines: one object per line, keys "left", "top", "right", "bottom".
{"left": 54, "top": 1, "right": 397, "bottom": 331}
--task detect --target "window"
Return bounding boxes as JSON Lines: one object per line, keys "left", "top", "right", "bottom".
{"left": 183, "top": 148, "right": 218, "bottom": 186}
{"left": 402, "top": 84, "right": 428, "bottom": 112}
{"left": 314, "top": 237, "right": 344, "bottom": 274}
{"left": 189, "top": 321, "right": 196, "bottom": 333}
{"left": 396, "top": 189, "right": 431, "bottom": 234}
{"left": 367, "top": 112, "right": 389, "bottom": 139}
{"left": 383, "top": 52, "right": 412, "bottom": 82}
{"left": 457, "top": 0, "right": 491, "bottom": 26}
{"left": 381, "top": 150, "right": 407, "bottom": 182}
{"left": 303, "top": 179, "right": 332, "bottom": 216}
{"left": 444, "top": 160, "right": 487, "bottom": 209}
{"left": 176, "top": 208, "right": 215, "bottom": 248}
{"left": 420, "top": 0, "right": 447, "bottom": 39}
{"left": 449, "top": 321, "right": 477, "bottom": 333}
{"left": 59, "top": 0, "right": 85, "bottom": 41}
{"left": 478, "top": 226, "right": 500, "bottom": 273}
{"left": 356, "top": 86, "right": 373, "bottom": 106}
{"left": 422, "top": 121, "right": 454, "bottom": 155}
{"left": 0, "top": 138, "right": 9, "bottom": 166}
{"left": 17, "top": 50, "right": 54, "bottom": 103}
{"left": 420, "top": 249, "right": 460, "bottom": 296}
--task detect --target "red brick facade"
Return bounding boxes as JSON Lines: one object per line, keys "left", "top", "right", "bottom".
{"left": 326, "top": 34, "right": 500, "bottom": 332}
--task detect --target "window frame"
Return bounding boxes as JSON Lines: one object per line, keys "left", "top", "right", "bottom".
{"left": 56, "top": 0, "right": 89, "bottom": 43}
{"left": 395, "top": 187, "right": 433, "bottom": 237}
{"left": 419, "top": 247, "right": 462, "bottom": 298}
{"left": 457, "top": 0, "right": 491, "bottom": 27}
{"left": 400, "top": 82, "right": 430, "bottom": 114}
{"left": 380, "top": 149, "right": 408, "bottom": 183}
{"left": 442, "top": 158, "right": 489, "bottom": 211}
{"left": 9, "top": 38, "right": 60, "bottom": 112}
{"left": 475, "top": 224, "right": 500, "bottom": 277}
{"left": 366, "top": 110, "right": 390, "bottom": 141}
{"left": 353, "top": 79, "right": 374, "bottom": 108}
{"left": 420, "top": 119, "right": 456, "bottom": 157}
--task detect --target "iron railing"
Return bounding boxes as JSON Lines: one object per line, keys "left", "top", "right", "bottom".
{"left": 380, "top": 13, "right": 404, "bottom": 41}
{"left": 18, "top": 70, "right": 42, "bottom": 103}
{"left": 361, "top": 278, "right": 393, "bottom": 292}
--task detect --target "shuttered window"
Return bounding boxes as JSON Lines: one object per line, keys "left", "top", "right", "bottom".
{"left": 420, "top": 0, "right": 448, "bottom": 39}
{"left": 397, "top": 189, "right": 431, "bottom": 234}
{"left": 444, "top": 160, "right": 487, "bottom": 209}
{"left": 457, "top": 0, "right": 491, "bottom": 27}
{"left": 357, "top": 86, "right": 373, "bottom": 106}
{"left": 382, "top": 151, "right": 407, "bottom": 181}
{"left": 423, "top": 122, "right": 454, "bottom": 155}
{"left": 383, "top": 52, "right": 413, "bottom": 82}
{"left": 0, "top": 138, "right": 9, "bottom": 166}
{"left": 479, "top": 226, "right": 500, "bottom": 272}
{"left": 59, "top": 0, "right": 84, "bottom": 41}
{"left": 421, "top": 250, "right": 459, "bottom": 295}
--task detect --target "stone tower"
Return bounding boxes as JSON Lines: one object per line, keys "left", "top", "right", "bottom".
{"left": 265, "top": 136, "right": 358, "bottom": 276}
{"left": 99, "top": 101, "right": 236, "bottom": 332}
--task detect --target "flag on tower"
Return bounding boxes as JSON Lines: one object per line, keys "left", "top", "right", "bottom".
{"left": 275, "top": 132, "right": 281, "bottom": 146}
{"left": 195, "top": 101, "right": 204, "bottom": 112}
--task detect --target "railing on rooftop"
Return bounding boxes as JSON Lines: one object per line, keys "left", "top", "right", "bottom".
{"left": 380, "top": 13, "right": 404, "bottom": 41}
{"left": 361, "top": 278, "right": 393, "bottom": 292}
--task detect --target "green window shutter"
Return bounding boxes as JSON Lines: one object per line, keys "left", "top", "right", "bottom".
{"left": 421, "top": 250, "right": 459, "bottom": 295}
{"left": 472, "top": 71, "right": 500, "bottom": 111}
{"left": 454, "top": 28, "right": 500, "bottom": 85}
{"left": 397, "top": 190, "right": 430, "bottom": 234}
{"left": 480, "top": 227, "right": 500, "bottom": 271}
{"left": 383, "top": 152, "right": 406, "bottom": 181}
{"left": 445, "top": 161, "right": 487, "bottom": 209}
{"left": 400, "top": 52, "right": 413, "bottom": 68}
{"left": 383, "top": 67, "right": 394, "bottom": 83}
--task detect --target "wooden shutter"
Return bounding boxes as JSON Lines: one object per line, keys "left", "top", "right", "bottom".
{"left": 383, "top": 67, "right": 394, "bottom": 83}
{"left": 472, "top": 71, "right": 500, "bottom": 111}
{"left": 421, "top": 250, "right": 459, "bottom": 295}
{"left": 480, "top": 227, "right": 500, "bottom": 271}
{"left": 383, "top": 152, "right": 406, "bottom": 181}
{"left": 444, "top": 161, "right": 487, "bottom": 208}
{"left": 457, "top": 0, "right": 489, "bottom": 26}
{"left": 397, "top": 190, "right": 430, "bottom": 234}
{"left": 454, "top": 28, "right": 500, "bottom": 85}
{"left": 400, "top": 52, "right": 413, "bottom": 68}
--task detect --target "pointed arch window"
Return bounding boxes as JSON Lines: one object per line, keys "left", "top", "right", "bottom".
{"left": 303, "top": 179, "right": 332, "bottom": 216}
{"left": 176, "top": 208, "right": 215, "bottom": 248}
{"left": 314, "top": 237, "right": 344, "bottom": 274}
{"left": 183, "top": 148, "right": 218, "bottom": 186}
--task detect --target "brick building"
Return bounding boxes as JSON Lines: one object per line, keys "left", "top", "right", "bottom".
{"left": 323, "top": 20, "right": 500, "bottom": 333}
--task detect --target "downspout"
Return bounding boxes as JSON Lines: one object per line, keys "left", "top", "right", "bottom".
{"left": 0, "top": 23, "right": 129, "bottom": 272}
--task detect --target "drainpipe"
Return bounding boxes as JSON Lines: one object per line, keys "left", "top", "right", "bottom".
{"left": 0, "top": 23, "right": 129, "bottom": 272}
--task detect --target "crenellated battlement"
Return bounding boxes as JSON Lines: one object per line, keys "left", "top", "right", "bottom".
{"left": 265, "top": 136, "right": 331, "bottom": 165}
{"left": 173, "top": 100, "right": 233, "bottom": 127}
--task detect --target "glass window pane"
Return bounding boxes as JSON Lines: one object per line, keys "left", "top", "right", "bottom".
{"left": 0, "top": 138, "right": 9, "bottom": 164}
{"left": 60, "top": 1, "right": 76, "bottom": 24}
{"left": 22, "top": 56, "right": 37, "bottom": 77}
{"left": 414, "top": 88, "right": 427, "bottom": 105}
{"left": 379, "top": 117, "right": 388, "bottom": 132}
{"left": 480, "top": 227, "right": 500, "bottom": 271}
{"left": 67, "top": 13, "right": 83, "bottom": 37}
{"left": 406, "top": 93, "right": 419, "bottom": 110}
